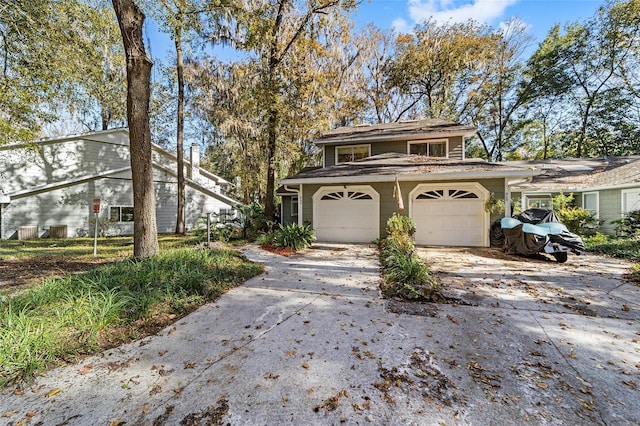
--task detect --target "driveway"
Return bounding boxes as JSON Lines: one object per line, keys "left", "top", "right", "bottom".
{"left": 1, "top": 244, "right": 638, "bottom": 425}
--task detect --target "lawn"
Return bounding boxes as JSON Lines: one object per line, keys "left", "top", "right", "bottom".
{"left": 0, "top": 235, "right": 263, "bottom": 388}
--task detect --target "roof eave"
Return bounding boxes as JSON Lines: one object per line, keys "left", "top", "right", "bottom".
{"left": 280, "top": 169, "right": 539, "bottom": 186}
{"left": 313, "top": 130, "right": 477, "bottom": 146}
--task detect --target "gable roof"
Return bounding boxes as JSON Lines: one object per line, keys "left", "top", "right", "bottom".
{"left": 508, "top": 156, "right": 640, "bottom": 192}
{"left": 1, "top": 129, "right": 239, "bottom": 206}
{"left": 314, "top": 119, "right": 477, "bottom": 145}
{"left": 280, "top": 153, "right": 538, "bottom": 185}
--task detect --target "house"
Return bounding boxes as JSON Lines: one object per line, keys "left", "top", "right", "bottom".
{"left": 0, "top": 129, "right": 239, "bottom": 240}
{"left": 508, "top": 156, "right": 640, "bottom": 234}
{"left": 278, "top": 119, "right": 540, "bottom": 246}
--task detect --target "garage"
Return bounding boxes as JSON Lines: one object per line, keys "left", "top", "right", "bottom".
{"left": 410, "top": 183, "right": 489, "bottom": 247}
{"left": 312, "top": 186, "right": 379, "bottom": 243}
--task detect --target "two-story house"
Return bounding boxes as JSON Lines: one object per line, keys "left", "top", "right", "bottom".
{"left": 277, "top": 119, "right": 538, "bottom": 246}
{"left": 0, "top": 129, "right": 239, "bottom": 239}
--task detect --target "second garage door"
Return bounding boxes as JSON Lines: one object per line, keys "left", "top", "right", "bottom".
{"left": 313, "top": 186, "right": 379, "bottom": 243}
{"left": 411, "top": 183, "right": 489, "bottom": 247}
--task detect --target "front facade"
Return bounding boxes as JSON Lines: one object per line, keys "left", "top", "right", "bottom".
{"left": 509, "top": 157, "right": 640, "bottom": 235}
{"left": 0, "top": 129, "right": 239, "bottom": 239}
{"left": 278, "top": 119, "right": 538, "bottom": 247}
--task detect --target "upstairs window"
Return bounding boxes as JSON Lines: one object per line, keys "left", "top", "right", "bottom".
{"left": 408, "top": 139, "right": 448, "bottom": 157}
{"left": 336, "top": 144, "right": 370, "bottom": 164}
{"left": 109, "top": 206, "right": 134, "bottom": 222}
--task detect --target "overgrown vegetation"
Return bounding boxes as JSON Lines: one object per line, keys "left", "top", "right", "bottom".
{"left": 613, "top": 209, "right": 640, "bottom": 237}
{"left": 257, "top": 223, "right": 316, "bottom": 251}
{"left": 0, "top": 247, "right": 262, "bottom": 387}
{"left": 584, "top": 232, "right": 640, "bottom": 260}
{"left": 379, "top": 214, "right": 442, "bottom": 302}
{"left": 552, "top": 192, "right": 599, "bottom": 235}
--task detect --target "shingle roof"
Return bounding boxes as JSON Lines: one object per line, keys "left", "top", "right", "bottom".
{"left": 314, "top": 119, "right": 477, "bottom": 145}
{"left": 280, "top": 153, "right": 537, "bottom": 184}
{"left": 508, "top": 156, "right": 640, "bottom": 191}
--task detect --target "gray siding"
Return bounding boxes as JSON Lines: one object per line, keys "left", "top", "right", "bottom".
{"left": 323, "top": 136, "right": 465, "bottom": 167}
{"left": 0, "top": 136, "right": 130, "bottom": 193}
{"left": 301, "top": 178, "right": 505, "bottom": 239}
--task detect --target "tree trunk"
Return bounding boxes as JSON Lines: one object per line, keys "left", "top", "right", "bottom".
{"left": 174, "top": 12, "right": 185, "bottom": 235}
{"left": 112, "top": 0, "right": 159, "bottom": 258}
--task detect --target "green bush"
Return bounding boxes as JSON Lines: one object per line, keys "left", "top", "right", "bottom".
{"left": 613, "top": 209, "right": 640, "bottom": 237}
{"left": 551, "top": 192, "right": 599, "bottom": 234}
{"left": 385, "top": 213, "right": 416, "bottom": 238}
{"left": 379, "top": 215, "right": 440, "bottom": 301}
{"left": 584, "top": 232, "right": 640, "bottom": 260}
{"left": 273, "top": 223, "right": 316, "bottom": 251}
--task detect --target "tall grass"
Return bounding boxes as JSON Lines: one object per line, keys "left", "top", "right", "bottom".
{"left": 0, "top": 248, "right": 262, "bottom": 387}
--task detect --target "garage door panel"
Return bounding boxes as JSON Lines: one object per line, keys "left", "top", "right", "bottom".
{"left": 411, "top": 184, "right": 487, "bottom": 247}
{"left": 314, "top": 187, "right": 379, "bottom": 243}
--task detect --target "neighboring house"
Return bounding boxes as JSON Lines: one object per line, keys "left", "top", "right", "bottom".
{"left": 508, "top": 156, "right": 640, "bottom": 235}
{"left": 0, "top": 129, "right": 239, "bottom": 240}
{"left": 278, "top": 119, "right": 539, "bottom": 246}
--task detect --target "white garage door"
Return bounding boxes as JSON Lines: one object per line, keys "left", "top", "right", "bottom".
{"left": 411, "top": 183, "right": 488, "bottom": 247}
{"left": 313, "top": 186, "right": 379, "bottom": 243}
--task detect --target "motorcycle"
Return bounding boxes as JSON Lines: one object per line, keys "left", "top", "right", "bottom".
{"left": 499, "top": 208, "right": 585, "bottom": 263}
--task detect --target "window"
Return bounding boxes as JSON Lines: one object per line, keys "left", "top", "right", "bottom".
{"left": 622, "top": 189, "right": 640, "bottom": 214}
{"left": 291, "top": 196, "right": 299, "bottom": 217}
{"left": 109, "top": 206, "right": 134, "bottom": 222}
{"left": 525, "top": 195, "right": 552, "bottom": 209}
{"left": 336, "top": 144, "right": 370, "bottom": 164}
{"left": 582, "top": 192, "right": 599, "bottom": 218}
{"left": 408, "top": 139, "right": 448, "bottom": 158}
{"left": 219, "top": 208, "right": 235, "bottom": 223}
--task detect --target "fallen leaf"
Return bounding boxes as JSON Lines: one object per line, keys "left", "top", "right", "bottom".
{"left": 302, "top": 362, "right": 310, "bottom": 369}
{"left": 3, "top": 411, "right": 17, "bottom": 418}
{"left": 537, "top": 382, "right": 548, "bottom": 389}
{"left": 109, "top": 419, "right": 125, "bottom": 426}
{"left": 622, "top": 305, "right": 630, "bottom": 311}
{"left": 46, "top": 388, "right": 61, "bottom": 398}
{"left": 79, "top": 364, "right": 92, "bottom": 375}
{"left": 285, "top": 350, "right": 296, "bottom": 357}
{"left": 446, "top": 315, "right": 458, "bottom": 324}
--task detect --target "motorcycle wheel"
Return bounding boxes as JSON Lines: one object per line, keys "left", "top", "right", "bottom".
{"left": 553, "top": 252, "right": 568, "bottom": 263}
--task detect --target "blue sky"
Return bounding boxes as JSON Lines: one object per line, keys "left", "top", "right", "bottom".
{"left": 354, "top": 0, "right": 603, "bottom": 42}
{"left": 147, "top": 0, "right": 605, "bottom": 63}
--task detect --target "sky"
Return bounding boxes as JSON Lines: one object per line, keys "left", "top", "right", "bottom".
{"left": 147, "top": 0, "right": 605, "bottom": 64}
{"left": 353, "top": 0, "right": 603, "bottom": 42}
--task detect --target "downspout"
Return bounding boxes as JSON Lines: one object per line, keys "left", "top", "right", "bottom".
{"left": 505, "top": 176, "right": 532, "bottom": 217}
{"left": 284, "top": 185, "right": 302, "bottom": 226}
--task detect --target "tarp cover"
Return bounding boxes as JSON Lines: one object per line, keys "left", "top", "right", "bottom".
{"left": 502, "top": 223, "right": 548, "bottom": 255}
{"left": 502, "top": 208, "right": 585, "bottom": 255}
{"left": 514, "top": 208, "right": 561, "bottom": 225}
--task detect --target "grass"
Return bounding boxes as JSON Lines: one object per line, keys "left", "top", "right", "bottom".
{"left": 0, "top": 237, "right": 263, "bottom": 388}
{"left": 0, "top": 234, "right": 201, "bottom": 259}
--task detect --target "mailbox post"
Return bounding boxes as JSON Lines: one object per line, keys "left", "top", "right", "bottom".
{"left": 92, "top": 198, "right": 100, "bottom": 256}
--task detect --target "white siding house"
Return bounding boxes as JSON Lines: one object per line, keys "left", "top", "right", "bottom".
{"left": 0, "top": 129, "right": 238, "bottom": 239}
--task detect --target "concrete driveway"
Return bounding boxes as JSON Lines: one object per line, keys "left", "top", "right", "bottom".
{"left": 1, "top": 244, "right": 639, "bottom": 425}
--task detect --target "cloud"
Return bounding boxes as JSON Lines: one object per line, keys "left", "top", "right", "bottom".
{"left": 392, "top": 18, "right": 411, "bottom": 34}
{"left": 407, "top": 0, "right": 519, "bottom": 25}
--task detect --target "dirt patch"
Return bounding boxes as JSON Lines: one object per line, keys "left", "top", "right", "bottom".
{"left": 0, "top": 256, "right": 116, "bottom": 292}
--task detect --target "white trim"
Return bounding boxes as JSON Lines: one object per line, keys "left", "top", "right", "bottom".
{"left": 298, "top": 186, "right": 303, "bottom": 226}
{"left": 621, "top": 188, "right": 640, "bottom": 214}
{"left": 582, "top": 191, "right": 599, "bottom": 218}
{"left": 322, "top": 146, "right": 326, "bottom": 168}
{"left": 407, "top": 138, "right": 449, "bottom": 158}
{"left": 523, "top": 193, "right": 553, "bottom": 209}
{"left": 314, "top": 130, "right": 477, "bottom": 146}
{"left": 281, "top": 169, "right": 538, "bottom": 185}
{"left": 409, "top": 182, "right": 490, "bottom": 247}
{"left": 312, "top": 185, "right": 380, "bottom": 242}
{"left": 334, "top": 144, "right": 371, "bottom": 164}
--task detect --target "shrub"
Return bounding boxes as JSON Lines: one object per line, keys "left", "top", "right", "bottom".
{"left": 613, "top": 209, "right": 640, "bottom": 237}
{"left": 379, "top": 215, "right": 441, "bottom": 301}
{"left": 385, "top": 213, "right": 416, "bottom": 239}
{"left": 551, "top": 192, "right": 599, "bottom": 235}
{"left": 273, "top": 223, "right": 316, "bottom": 251}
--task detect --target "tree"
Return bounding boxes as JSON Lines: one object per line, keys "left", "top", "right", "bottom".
{"left": 112, "top": 0, "right": 159, "bottom": 258}
{"left": 238, "top": 0, "right": 358, "bottom": 221}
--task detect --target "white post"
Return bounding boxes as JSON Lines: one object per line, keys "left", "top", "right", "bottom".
{"left": 203, "top": 198, "right": 217, "bottom": 248}
{"left": 206, "top": 212, "right": 211, "bottom": 247}
{"left": 93, "top": 212, "right": 99, "bottom": 257}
